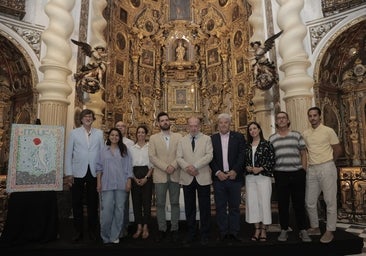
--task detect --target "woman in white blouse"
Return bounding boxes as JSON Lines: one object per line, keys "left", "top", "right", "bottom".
{"left": 130, "top": 125, "right": 154, "bottom": 239}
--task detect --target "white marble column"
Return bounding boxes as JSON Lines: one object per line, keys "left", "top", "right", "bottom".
{"left": 36, "top": 0, "right": 75, "bottom": 126}
{"left": 85, "top": 0, "right": 107, "bottom": 129}
{"left": 247, "top": 0, "right": 273, "bottom": 139}
{"left": 277, "top": 0, "right": 314, "bottom": 132}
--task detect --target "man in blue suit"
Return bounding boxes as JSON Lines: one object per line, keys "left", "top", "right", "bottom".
{"left": 209, "top": 113, "right": 246, "bottom": 242}
{"left": 65, "top": 109, "right": 105, "bottom": 242}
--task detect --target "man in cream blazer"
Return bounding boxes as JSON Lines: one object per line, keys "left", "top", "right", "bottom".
{"left": 64, "top": 109, "right": 105, "bottom": 242}
{"left": 148, "top": 112, "right": 182, "bottom": 242}
{"left": 177, "top": 116, "right": 213, "bottom": 245}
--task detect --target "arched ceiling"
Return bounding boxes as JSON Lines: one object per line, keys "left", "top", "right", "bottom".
{"left": 318, "top": 19, "right": 366, "bottom": 87}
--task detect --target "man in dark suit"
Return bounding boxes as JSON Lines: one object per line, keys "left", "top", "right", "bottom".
{"left": 209, "top": 113, "right": 246, "bottom": 242}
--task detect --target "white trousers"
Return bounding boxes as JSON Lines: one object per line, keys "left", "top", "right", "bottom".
{"left": 305, "top": 161, "right": 338, "bottom": 231}
{"left": 245, "top": 174, "right": 272, "bottom": 225}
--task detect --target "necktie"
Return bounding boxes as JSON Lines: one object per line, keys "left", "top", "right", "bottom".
{"left": 191, "top": 136, "right": 195, "bottom": 151}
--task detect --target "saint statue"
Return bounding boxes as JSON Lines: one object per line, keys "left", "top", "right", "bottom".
{"left": 176, "top": 41, "right": 186, "bottom": 61}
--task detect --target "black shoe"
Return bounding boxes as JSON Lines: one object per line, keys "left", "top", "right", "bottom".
{"left": 229, "top": 234, "right": 242, "bottom": 242}
{"left": 72, "top": 232, "right": 83, "bottom": 243}
{"left": 219, "top": 234, "right": 229, "bottom": 241}
{"left": 200, "top": 237, "right": 209, "bottom": 245}
{"left": 155, "top": 231, "right": 166, "bottom": 243}
{"left": 88, "top": 230, "right": 98, "bottom": 241}
{"left": 170, "top": 230, "right": 179, "bottom": 242}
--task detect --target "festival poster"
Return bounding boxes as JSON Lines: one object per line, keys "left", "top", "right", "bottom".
{"left": 6, "top": 124, "right": 64, "bottom": 193}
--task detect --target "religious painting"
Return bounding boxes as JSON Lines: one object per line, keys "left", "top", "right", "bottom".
{"left": 119, "top": 8, "right": 128, "bottom": 24}
{"left": 169, "top": 0, "right": 191, "bottom": 20}
{"left": 6, "top": 124, "right": 64, "bottom": 193}
{"left": 236, "top": 57, "right": 244, "bottom": 74}
{"left": 237, "top": 83, "right": 245, "bottom": 97}
{"left": 116, "top": 59, "right": 124, "bottom": 76}
{"left": 168, "top": 82, "right": 195, "bottom": 112}
{"left": 206, "top": 19, "right": 215, "bottom": 31}
{"left": 207, "top": 47, "right": 220, "bottom": 67}
{"left": 116, "top": 33, "right": 126, "bottom": 51}
{"left": 116, "top": 85, "right": 123, "bottom": 99}
{"left": 140, "top": 49, "right": 155, "bottom": 68}
{"left": 238, "top": 110, "right": 247, "bottom": 127}
{"left": 175, "top": 89, "right": 187, "bottom": 105}
{"left": 234, "top": 30, "right": 243, "bottom": 48}
{"left": 232, "top": 5, "right": 239, "bottom": 22}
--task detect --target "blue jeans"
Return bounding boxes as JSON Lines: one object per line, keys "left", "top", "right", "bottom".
{"left": 100, "top": 190, "right": 127, "bottom": 243}
{"left": 155, "top": 181, "right": 180, "bottom": 231}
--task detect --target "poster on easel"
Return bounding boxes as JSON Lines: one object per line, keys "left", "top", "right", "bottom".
{"left": 6, "top": 124, "right": 64, "bottom": 193}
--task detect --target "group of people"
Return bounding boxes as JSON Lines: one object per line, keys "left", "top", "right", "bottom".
{"left": 64, "top": 106, "right": 341, "bottom": 245}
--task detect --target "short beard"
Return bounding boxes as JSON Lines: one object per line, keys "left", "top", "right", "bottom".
{"left": 160, "top": 124, "right": 170, "bottom": 131}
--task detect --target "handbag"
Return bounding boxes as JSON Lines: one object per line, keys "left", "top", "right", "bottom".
{"left": 133, "top": 166, "right": 149, "bottom": 179}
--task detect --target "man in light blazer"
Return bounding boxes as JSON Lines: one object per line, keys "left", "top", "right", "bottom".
{"left": 148, "top": 111, "right": 182, "bottom": 243}
{"left": 209, "top": 113, "right": 246, "bottom": 242}
{"left": 177, "top": 116, "right": 213, "bottom": 245}
{"left": 64, "top": 109, "right": 105, "bottom": 242}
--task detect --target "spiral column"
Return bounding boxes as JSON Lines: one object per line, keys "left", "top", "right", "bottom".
{"left": 36, "top": 0, "right": 75, "bottom": 126}
{"left": 277, "top": 0, "right": 313, "bottom": 132}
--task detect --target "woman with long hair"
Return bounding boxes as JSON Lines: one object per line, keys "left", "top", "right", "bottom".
{"left": 96, "top": 128, "right": 133, "bottom": 244}
{"left": 244, "top": 122, "right": 275, "bottom": 242}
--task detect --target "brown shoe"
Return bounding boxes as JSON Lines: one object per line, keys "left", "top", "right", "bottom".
{"left": 320, "top": 231, "right": 334, "bottom": 243}
{"left": 307, "top": 227, "right": 321, "bottom": 236}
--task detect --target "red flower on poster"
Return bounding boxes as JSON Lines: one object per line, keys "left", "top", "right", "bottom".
{"left": 33, "top": 138, "right": 41, "bottom": 146}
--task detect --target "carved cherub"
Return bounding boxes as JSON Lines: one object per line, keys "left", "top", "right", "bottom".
{"left": 71, "top": 39, "right": 109, "bottom": 93}
{"left": 250, "top": 31, "right": 283, "bottom": 90}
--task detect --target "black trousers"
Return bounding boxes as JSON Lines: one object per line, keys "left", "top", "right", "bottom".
{"left": 71, "top": 167, "right": 98, "bottom": 234}
{"left": 183, "top": 178, "right": 211, "bottom": 239}
{"left": 131, "top": 178, "right": 153, "bottom": 225}
{"left": 274, "top": 170, "right": 308, "bottom": 231}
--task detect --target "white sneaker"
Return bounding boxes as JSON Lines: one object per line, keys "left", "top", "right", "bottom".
{"left": 112, "top": 238, "right": 120, "bottom": 244}
{"left": 299, "top": 230, "right": 312, "bottom": 242}
{"left": 277, "top": 230, "right": 288, "bottom": 242}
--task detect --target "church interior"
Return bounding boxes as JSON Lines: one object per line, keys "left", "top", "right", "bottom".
{"left": 0, "top": 0, "right": 366, "bottom": 236}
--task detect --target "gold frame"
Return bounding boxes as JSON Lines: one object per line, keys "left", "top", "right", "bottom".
{"left": 168, "top": 82, "right": 195, "bottom": 112}
{"left": 140, "top": 48, "right": 155, "bottom": 69}
{"left": 235, "top": 57, "right": 244, "bottom": 74}
{"left": 206, "top": 47, "right": 220, "bottom": 67}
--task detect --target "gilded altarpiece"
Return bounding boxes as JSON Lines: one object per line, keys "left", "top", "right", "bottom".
{"left": 104, "top": 0, "right": 253, "bottom": 138}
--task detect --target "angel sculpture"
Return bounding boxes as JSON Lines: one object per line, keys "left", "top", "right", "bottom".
{"left": 250, "top": 30, "right": 283, "bottom": 90}
{"left": 71, "top": 39, "right": 109, "bottom": 93}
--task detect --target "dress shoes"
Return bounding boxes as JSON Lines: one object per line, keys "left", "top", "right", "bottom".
{"left": 200, "top": 237, "right": 209, "bottom": 245}
{"left": 229, "top": 234, "right": 242, "bottom": 242}
{"left": 170, "top": 230, "right": 179, "bottom": 242}
{"left": 219, "top": 234, "right": 229, "bottom": 241}
{"left": 72, "top": 232, "right": 83, "bottom": 243}
{"left": 155, "top": 231, "right": 166, "bottom": 243}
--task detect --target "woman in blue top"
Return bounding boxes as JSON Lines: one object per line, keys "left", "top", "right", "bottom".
{"left": 96, "top": 128, "right": 133, "bottom": 244}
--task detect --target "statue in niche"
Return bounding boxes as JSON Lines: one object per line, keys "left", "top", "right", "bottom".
{"left": 176, "top": 41, "right": 186, "bottom": 61}
{"left": 71, "top": 39, "right": 109, "bottom": 93}
{"left": 250, "top": 31, "right": 282, "bottom": 90}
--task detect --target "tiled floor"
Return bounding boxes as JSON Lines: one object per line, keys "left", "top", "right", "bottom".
{"left": 337, "top": 222, "right": 366, "bottom": 255}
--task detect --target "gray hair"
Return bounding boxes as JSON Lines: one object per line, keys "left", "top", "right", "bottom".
{"left": 217, "top": 113, "right": 231, "bottom": 122}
